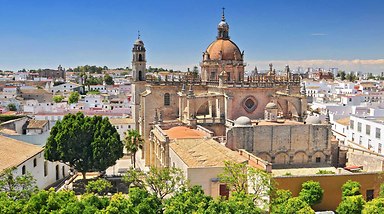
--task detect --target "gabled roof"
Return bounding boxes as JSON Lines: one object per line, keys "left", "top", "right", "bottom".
{"left": 27, "top": 120, "right": 48, "bottom": 129}
{"left": 0, "top": 135, "right": 44, "bottom": 172}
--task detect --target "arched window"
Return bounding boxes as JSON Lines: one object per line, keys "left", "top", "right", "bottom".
{"left": 22, "top": 165, "right": 26, "bottom": 175}
{"left": 164, "top": 93, "right": 170, "bottom": 106}
{"left": 139, "top": 54, "right": 143, "bottom": 61}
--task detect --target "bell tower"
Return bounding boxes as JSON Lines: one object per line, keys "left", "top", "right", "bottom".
{"left": 132, "top": 31, "right": 146, "bottom": 82}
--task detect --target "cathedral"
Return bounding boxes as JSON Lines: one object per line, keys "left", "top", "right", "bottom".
{"left": 130, "top": 11, "right": 332, "bottom": 168}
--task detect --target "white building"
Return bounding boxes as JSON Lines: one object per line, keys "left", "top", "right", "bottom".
{"left": 109, "top": 118, "right": 135, "bottom": 139}
{"left": 0, "top": 135, "right": 70, "bottom": 189}
{"left": 347, "top": 115, "right": 384, "bottom": 154}
{"left": 49, "top": 82, "right": 83, "bottom": 94}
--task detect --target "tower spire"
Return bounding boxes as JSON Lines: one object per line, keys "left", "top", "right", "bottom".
{"left": 222, "top": 7, "right": 225, "bottom": 21}
{"left": 138, "top": 30, "right": 140, "bottom": 39}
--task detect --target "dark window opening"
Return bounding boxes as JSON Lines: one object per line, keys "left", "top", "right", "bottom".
{"left": 316, "top": 157, "right": 321, "bottom": 163}
{"left": 164, "top": 93, "right": 170, "bottom": 106}
{"left": 56, "top": 165, "right": 59, "bottom": 180}
{"left": 33, "top": 158, "right": 37, "bottom": 167}
{"left": 219, "top": 184, "right": 230, "bottom": 199}
{"left": 22, "top": 165, "right": 26, "bottom": 175}
{"left": 366, "top": 189, "right": 374, "bottom": 201}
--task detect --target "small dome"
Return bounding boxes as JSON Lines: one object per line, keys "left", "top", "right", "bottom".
{"left": 265, "top": 102, "right": 278, "bottom": 109}
{"left": 134, "top": 39, "right": 144, "bottom": 45}
{"left": 218, "top": 21, "right": 229, "bottom": 28}
{"left": 234, "top": 116, "right": 252, "bottom": 126}
{"left": 205, "top": 39, "right": 242, "bottom": 61}
{"left": 305, "top": 116, "right": 321, "bottom": 124}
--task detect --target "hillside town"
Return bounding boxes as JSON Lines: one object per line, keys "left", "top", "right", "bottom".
{"left": 1, "top": 4, "right": 384, "bottom": 214}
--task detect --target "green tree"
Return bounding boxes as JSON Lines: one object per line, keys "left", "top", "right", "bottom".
{"left": 164, "top": 185, "right": 212, "bottom": 213}
{"left": 341, "top": 180, "right": 361, "bottom": 199}
{"left": 363, "top": 197, "right": 384, "bottom": 214}
{"left": 336, "top": 195, "right": 366, "bottom": 214}
{"left": 205, "top": 191, "right": 262, "bottom": 214}
{"left": 0, "top": 167, "right": 38, "bottom": 200}
{"left": 68, "top": 91, "right": 80, "bottom": 104}
{"left": 218, "top": 161, "right": 274, "bottom": 208}
{"left": 7, "top": 103, "right": 17, "bottom": 111}
{"left": 126, "top": 187, "right": 162, "bottom": 214}
{"left": 124, "top": 130, "right": 143, "bottom": 168}
{"left": 86, "top": 179, "right": 112, "bottom": 196}
{"left": 22, "top": 189, "right": 77, "bottom": 213}
{"left": 337, "top": 71, "right": 346, "bottom": 80}
{"left": 53, "top": 95, "right": 64, "bottom": 103}
{"left": 270, "top": 189, "right": 292, "bottom": 213}
{"left": 298, "top": 180, "right": 323, "bottom": 206}
{"left": 145, "top": 167, "right": 186, "bottom": 200}
{"left": 218, "top": 161, "right": 248, "bottom": 193}
{"left": 44, "top": 112, "right": 123, "bottom": 180}
{"left": 282, "top": 197, "right": 315, "bottom": 214}
{"left": 122, "top": 167, "right": 145, "bottom": 190}
{"left": 104, "top": 74, "right": 114, "bottom": 85}
{"left": 380, "top": 183, "right": 384, "bottom": 198}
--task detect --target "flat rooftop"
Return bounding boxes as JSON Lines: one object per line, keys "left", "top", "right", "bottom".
{"left": 251, "top": 120, "right": 303, "bottom": 126}
{"left": 272, "top": 166, "right": 351, "bottom": 177}
{"left": 164, "top": 126, "right": 206, "bottom": 139}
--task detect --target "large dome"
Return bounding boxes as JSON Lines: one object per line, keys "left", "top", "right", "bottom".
{"left": 206, "top": 39, "right": 242, "bottom": 61}
{"left": 234, "top": 116, "right": 252, "bottom": 126}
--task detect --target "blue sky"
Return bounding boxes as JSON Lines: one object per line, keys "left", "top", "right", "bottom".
{"left": 0, "top": 0, "right": 383, "bottom": 73}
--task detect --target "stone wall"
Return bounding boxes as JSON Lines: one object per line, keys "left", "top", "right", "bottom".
{"left": 227, "top": 123, "right": 332, "bottom": 166}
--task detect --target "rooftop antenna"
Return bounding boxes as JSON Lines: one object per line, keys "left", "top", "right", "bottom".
{"left": 137, "top": 30, "right": 140, "bottom": 39}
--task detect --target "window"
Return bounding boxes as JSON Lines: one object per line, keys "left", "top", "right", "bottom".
{"left": 377, "top": 128, "right": 381, "bottom": 139}
{"left": 22, "top": 165, "right": 26, "bottom": 175}
{"left": 366, "top": 189, "right": 374, "bottom": 201}
{"left": 219, "top": 184, "right": 230, "bottom": 199}
{"left": 357, "top": 122, "right": 362, "bottom": 132}
{"left": 316, "top": 157, "right": 321, "bottom": 163}
{"left": 366, "top": 125, "right": 371, "bottom": 135}
{"left": 33, "top": 158, "right": 37, "bottom": 167}
{"left": 350, "top": 120, "right": 354, "bottom": 129}
{"left": 164, "top": 93, "right": 170, "bottom": 106}
{"left": 379, "top": 143, "right": 382, "bottom": 154}
{"left": 44, "top": 161, "right": 48, "bottom": 177}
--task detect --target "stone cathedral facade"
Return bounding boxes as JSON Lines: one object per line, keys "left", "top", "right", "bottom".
{"left": 130, "top": 11, "right": 332, "bottom": 167}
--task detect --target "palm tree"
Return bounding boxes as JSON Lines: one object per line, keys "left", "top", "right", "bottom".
{"left": 124, "top": 130, "right": 143, "bottom": 169}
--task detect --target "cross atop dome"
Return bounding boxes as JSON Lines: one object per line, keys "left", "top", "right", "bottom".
{"left": 222, "top": 7, "right": 226, "bottom": 21}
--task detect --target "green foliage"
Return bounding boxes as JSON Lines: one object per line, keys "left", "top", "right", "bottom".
{"left": 85, "top": 75, "right": 103, "bottom": 85}
{"left": 0, "top": 167, "right": 38, "bottom": 200}
{"left": 73, "top": 65, "right": 105, "bottom": 74}
{"left": 218, "top": 161, "right": 248, "bottom": 193}
{"left": 363, "top": 197, "right": 384, "bottom": 214}
{"left": 145, "top": 167, "right": 186, "bottom": 199}
{"left": 7, "top": 103, "right": 17, "bottom": 111}
{"left": 346, "top": 73, "right": 357, "bottom": 82}
{"left": 164, "top": 186, "right": 212, "bottom": 213}
{"left": 68, "top": 91, "right": 80, "bottom": 104}
{"left": 337, "top": 71, "right": 346, "bottom": 80}
{"left": 283, "top": 172, "right": 293, "bottom": 176}
{"left": 44, "top": 112, "right": 123, "bottom": 180}
{"left": 124, "top": 130, "right": 143, "bottom": 168}
{"left": 0, "top": 115, "right": 24, "bottom": 123}
{"left": 86, "top": 90, "right": 101, "bottom": 95}
{"left": 379, "top": 183, "right": 384, "bottom": 198}
{"left": 336, "top": 195, "right": 366, "bottom": 214}
{"left": 122, "top": 167, "right": 145, "bottom": 190}
{"left": 298, "top": 180, "right": 324, "bottom": 206}
{"left": 270, "top": 189, "right": 292, "bottom": 213}
{"left": 104, "top": 74, "right": 114, "bottom": 85}
{"left": 341, "top": 180, "right": 361, "bottom": 199}
{"left": 23, "top": 189, "right": 77, "bottom": 213}
{"left": 283, "top": 197, "right": 315, "bottom": 214}
{"left": 316, "top": 170, "right": 335, "bottom": 174}
{"left": 218, "top": 160, "right": 274, "bottom": 208}
{"left": 53, "top": 95, "right": 64, "bottom": 103}
{"left": 86, "top": 179, "right": 112, "bottom": 196}
{"left": 126, "top": 188, "right": 162, "bottom": 214}
{"left": 205, "top": 191, "right": 262, "bottom": 214}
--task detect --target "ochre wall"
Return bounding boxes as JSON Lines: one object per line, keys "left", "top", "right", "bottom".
{"left": 275, "top": 173, "right": 384, "bottom": 211}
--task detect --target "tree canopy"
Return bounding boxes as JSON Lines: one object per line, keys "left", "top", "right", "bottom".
{"left": 104, "top": 74, "right": 114, "bottom": 85}
{"left": 44, "top": 112, "right": 123, "bottom": 179}
{"left": 68, "top": 91, "right": 80, "bottom": 104}
{"left": 124, "top": 130, "right": 143, "bottom": 168}
{"left": 298, "top": 180, "right": 323, "bottom": 206}
{"left": 336, "top": 195, "right": 366, "bottom": 214}
{"left": 341, "top": 180, "right": 361, "bottom": 199}
{"left": 0, "top": 167, "right": 38, "bottom": 200}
